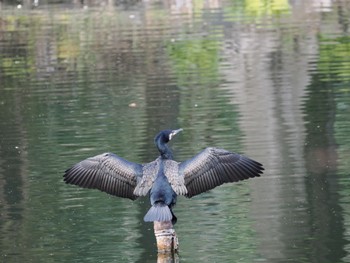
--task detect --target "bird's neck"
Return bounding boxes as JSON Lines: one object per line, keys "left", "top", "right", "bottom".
{"left": 157, "top": 142, "right": 173, "bottom": 160}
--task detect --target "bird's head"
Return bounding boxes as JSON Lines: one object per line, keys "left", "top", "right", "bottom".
{"left": 154, "top": 129, "right": 183, "bottom": 159}
{"left": 155, "top": 128, "right": 183, "bottom": 144}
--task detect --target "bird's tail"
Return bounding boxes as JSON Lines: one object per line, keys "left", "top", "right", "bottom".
{"left": 144, "top": 203, "right": 172, "bottom": 222}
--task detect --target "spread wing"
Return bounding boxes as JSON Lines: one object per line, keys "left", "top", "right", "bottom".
{"left": 179, "top": 147, "right": 264, "bottom": 198}
{"left": 63, "top": 152, "right": 143, "bottom": 200}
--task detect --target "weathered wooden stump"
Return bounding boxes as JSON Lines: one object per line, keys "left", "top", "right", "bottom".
{"left": 153, "top": 221, "right": 178, "bottom": 253}
{"left": 156, "top": 252, "right": 179, "bottom": 263}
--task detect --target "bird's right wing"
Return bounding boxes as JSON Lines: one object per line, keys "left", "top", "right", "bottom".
{"left": 63, "top": 153, "right": 143, "bottom": 200}
{"left": 179, "top": 147, "right": 264, "bottom": 198}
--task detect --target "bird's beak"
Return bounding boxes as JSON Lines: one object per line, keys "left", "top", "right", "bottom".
{"left": 169, "top": 128, "right": 183, "bottom": 140}
{"left": 174, "top": 128, "right": 183, "bottom": 134}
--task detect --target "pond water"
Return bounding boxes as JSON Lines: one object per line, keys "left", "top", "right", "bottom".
{"left": 1, "top": 0, "right": 350, "bottom": 262}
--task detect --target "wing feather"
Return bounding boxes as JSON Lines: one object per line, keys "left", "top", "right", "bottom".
{"left": 63, "top": 152, "right": 143, "bottom": 200}
{"left": 133, "top": 160, "right": 159, "bottom": 197}
{"left": 179, "top": 147, "right": 264, "bottom": 198}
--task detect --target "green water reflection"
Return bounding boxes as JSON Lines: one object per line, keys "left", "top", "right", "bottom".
{"left": 1, "top": 1, "right": 350, "bottom": 262}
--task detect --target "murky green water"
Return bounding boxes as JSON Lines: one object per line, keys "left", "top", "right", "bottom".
{"left": 1, "top": 0, "right": 350, "bottom": 262}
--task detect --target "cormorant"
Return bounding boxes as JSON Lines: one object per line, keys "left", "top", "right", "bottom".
{"left": 63, "top": 129, "right": 264, "bottom": 224}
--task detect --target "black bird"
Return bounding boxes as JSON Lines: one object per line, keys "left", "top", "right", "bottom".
{"left": 63, "top": 129, "right": 264, "bottom": 224}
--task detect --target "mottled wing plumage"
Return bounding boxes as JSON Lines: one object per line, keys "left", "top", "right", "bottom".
{"left": 163, "top": 160, "right": 187, "bottom": 195}
{"left": 63, "top": 153, "right": 143, "bottom": 200}
{"left": 179, "top": 147, "right": 264, "bottom": 198}
{"left": 133, "top": 160, "right": 158, "bottom": 196}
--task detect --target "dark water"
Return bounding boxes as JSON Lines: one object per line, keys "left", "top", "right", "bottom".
{"left": 1, "top": 0, "right": 350, "bottom": 262}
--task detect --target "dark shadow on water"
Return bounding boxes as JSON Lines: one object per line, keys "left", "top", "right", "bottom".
{"left": 303, "top": 68, "right": 348, "bottom": 262}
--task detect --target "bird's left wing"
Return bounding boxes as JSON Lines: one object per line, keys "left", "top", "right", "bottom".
{"left": 63, "top": 152, "right": 143, "bottom": 200}
{"left": 179, "top": 147, "right": 264, "bottom": 198}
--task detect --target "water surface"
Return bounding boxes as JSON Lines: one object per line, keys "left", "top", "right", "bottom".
{"left": 1, "top": 0, "right": 350, "bottom": 262}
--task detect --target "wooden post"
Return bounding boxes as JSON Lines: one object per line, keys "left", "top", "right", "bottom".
{"left": 153, "top": 221, "right": 178, "bottom": 253}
